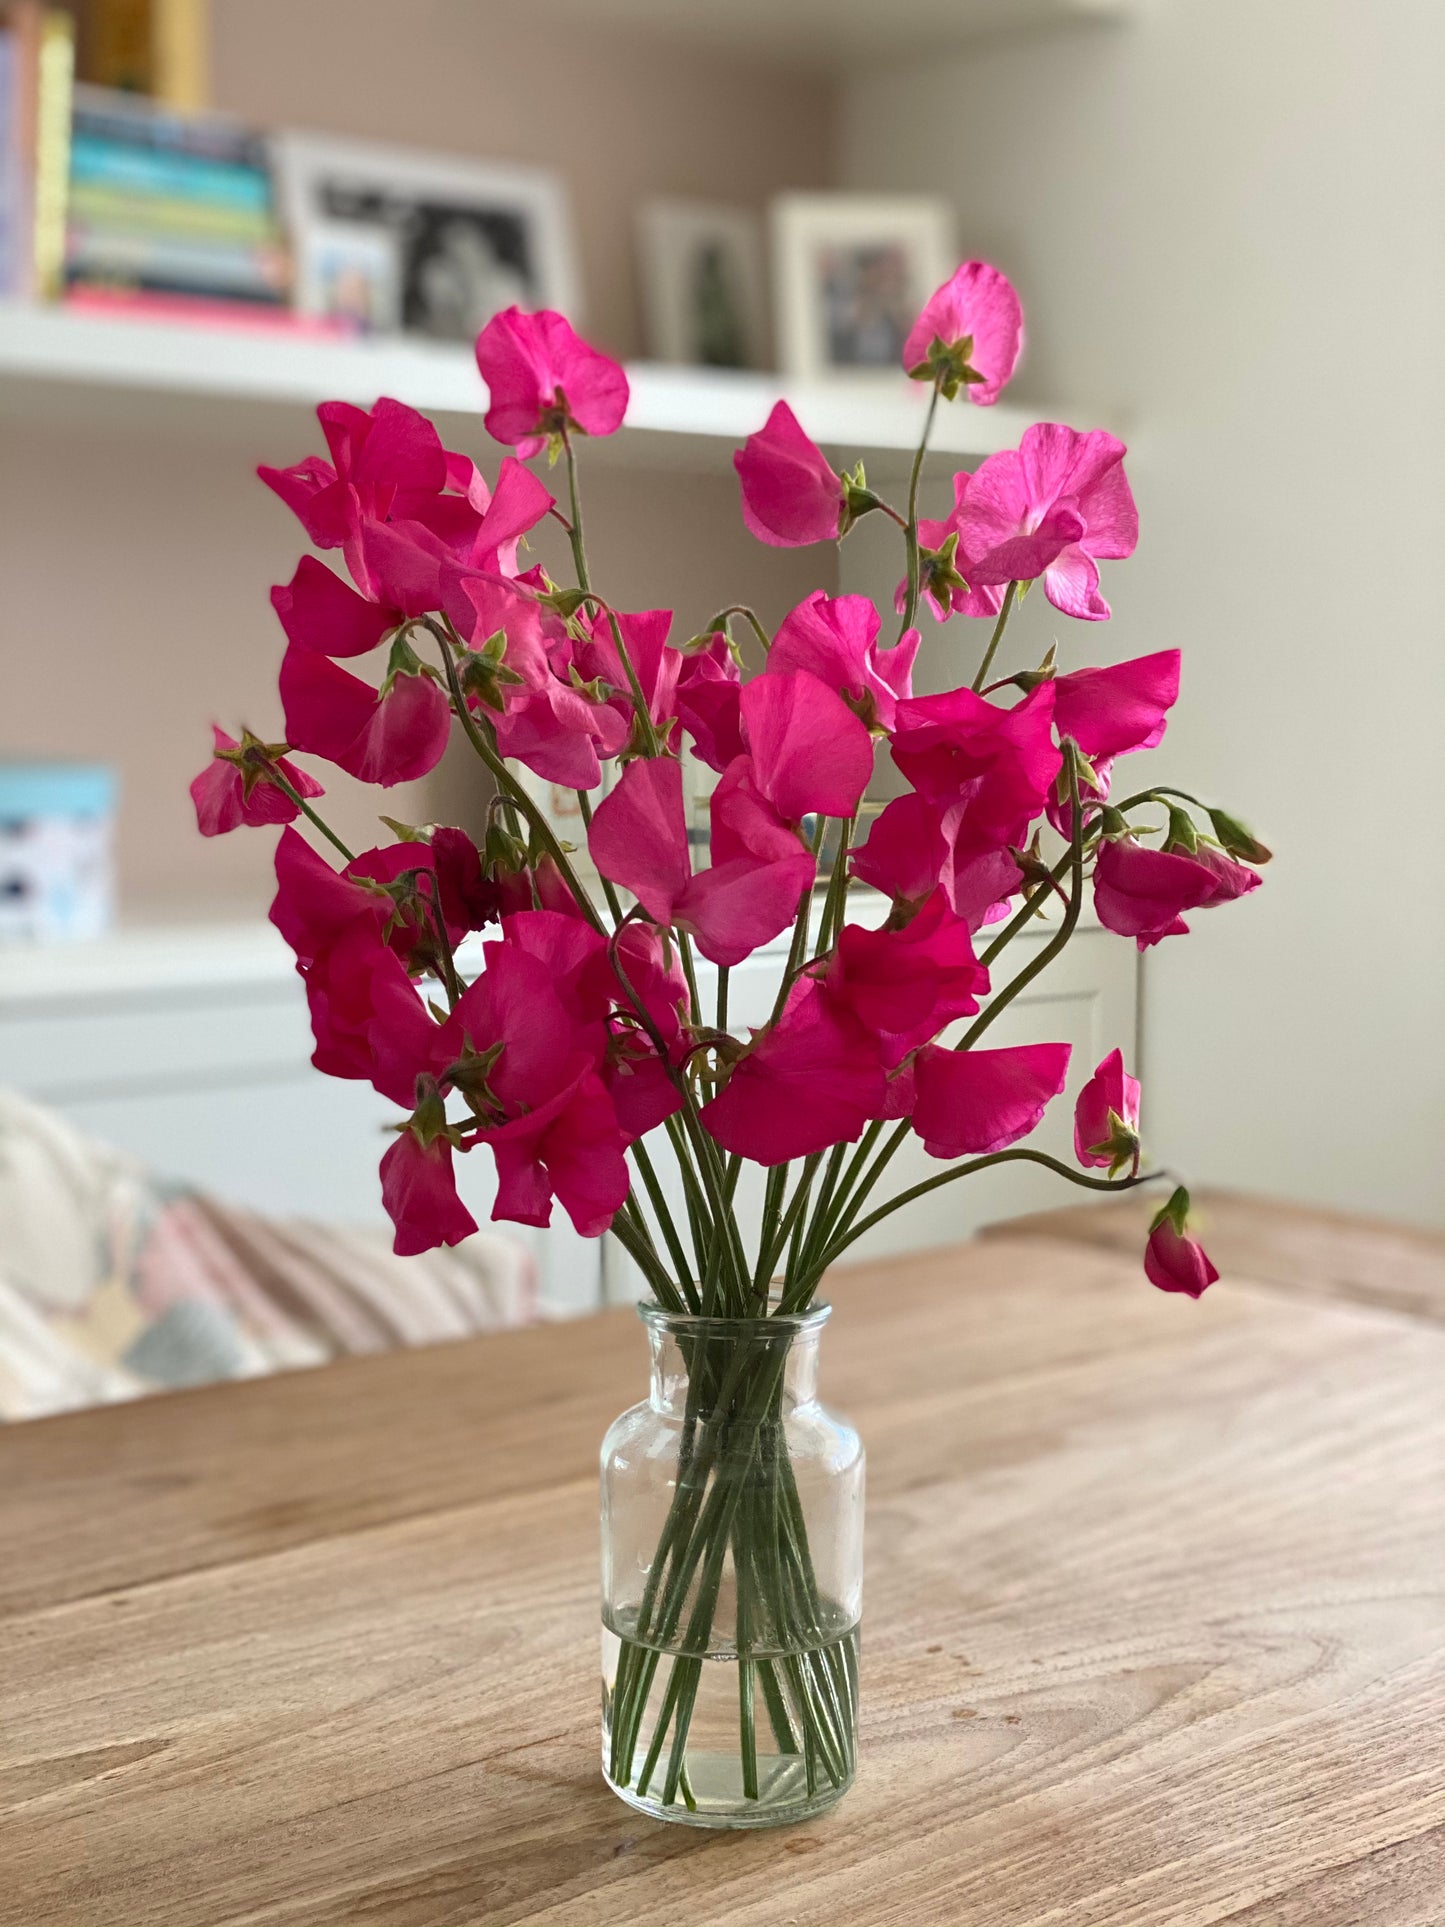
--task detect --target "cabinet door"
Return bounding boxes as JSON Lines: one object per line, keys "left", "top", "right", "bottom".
{"left": 603, "top": 923, "right": 1138, "bottom": 1303}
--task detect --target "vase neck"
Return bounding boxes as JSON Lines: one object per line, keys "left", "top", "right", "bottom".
{"left": 642, "top": 1311, "right": 827, "bottom": 1418}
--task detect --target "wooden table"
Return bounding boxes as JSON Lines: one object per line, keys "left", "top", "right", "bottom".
{"left": 5, "top": 1201, "right": 1445, "bottom": 1926}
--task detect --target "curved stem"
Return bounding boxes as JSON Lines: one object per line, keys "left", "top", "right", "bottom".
{"left": 705, "top": 604, "right": 772, "bottom": 655}
{"left": 819, "top": 1152, "right": 1163, "bottom": 1272}
{"left": 970, "top": 579, "right": 1019, "bottom": 693}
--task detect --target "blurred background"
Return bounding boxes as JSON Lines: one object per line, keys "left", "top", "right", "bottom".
{"left": 1, "top": 0, "right": 1441, "bottom": 1407}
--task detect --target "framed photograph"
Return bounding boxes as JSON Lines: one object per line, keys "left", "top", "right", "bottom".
{"left": 637, "top": 200, "right": 767, "bottom": 370}
{"left": 272, "top": 133, "right": 581, "bottom": 342}
{"left": 770, "top": 193, "right": 955, "bottom": 382}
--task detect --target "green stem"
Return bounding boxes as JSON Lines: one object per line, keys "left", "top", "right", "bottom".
{"left": 705, "top": 604, "right": 772, "bottom": 654}
{"left": 899, "top": 377, "right": 942, "bottom": 636}
{"left": 819, "top": 1151, "right": 1162, "bottom": 1271}
{"left": 577, "top": 789, "right": 624, "bottom": 924}
{"left": 970, "top": 579, "right": 1019, "bottom": 692}
{"left": 265, "top": 767, "right": 355, "bottom": 863}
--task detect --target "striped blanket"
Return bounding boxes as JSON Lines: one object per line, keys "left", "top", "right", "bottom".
{"left": 0, "top": 1092, "right": 536, "bottom": 1422}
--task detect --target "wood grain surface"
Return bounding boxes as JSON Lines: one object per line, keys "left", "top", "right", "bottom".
{"left": 3, "top": 1219, "right": 1445, "bottom": 1927}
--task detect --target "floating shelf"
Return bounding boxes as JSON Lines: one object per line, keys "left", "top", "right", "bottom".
{"left": 0, "top": 302, "right": 1103, "bottom": 473}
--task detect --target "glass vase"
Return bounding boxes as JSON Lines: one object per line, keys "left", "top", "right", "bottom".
{"left": 600, "top": 1304, "right": 864, "bottom": 1828}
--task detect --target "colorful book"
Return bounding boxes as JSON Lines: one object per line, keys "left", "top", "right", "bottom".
{"left": 71, "top": 80, "right": 256, "bottom": 165}
{"left": 66, "top": 221, "right": 286, "bottom": 299}
{"left": 70, "top": 132, "right": 272, "bottom": 211}
{"left": 79, "top": 0, "right": 209, "bottom": 110}
{"left": 31, "top": 5, "right": 72, "bottom": 298}
{"left": 1, "top": 0, "right": 41, "bottom": 296}
{"left": 68, "top": 177, "right": 276, "bottom": 241}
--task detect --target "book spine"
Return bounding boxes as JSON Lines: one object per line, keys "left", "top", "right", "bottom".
{"left": 67, "top": 179, "right": 275, "bottom": 242}
{"left": 71, "top": 83, "right": 265, "bottom": 166}
{"left": 66, "top": 224, "right": 287, "bottom": 298}
{"left": 4, "top": 0, "right": 42, "bottom": 297}
{"left": 32, "top": 7, "right": 73, "bottom": 299}
{"left": 69, "top": 133, "right": 272, "bottom": 212}
{"left": 0, "top": 29, "right": 13, "bottom": 293}
{"left": 151, "top": 0, "right": 208, "bottom": 111}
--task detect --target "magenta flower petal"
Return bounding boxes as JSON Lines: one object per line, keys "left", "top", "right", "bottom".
{"left": 271, "top": 555, "right": 398, "bottom": 658}
{"left": 587, "top": 756, "right": 692, "bottom": 926}
{"left": 701, "top": 983, "right": 887, "bottom": 1165}
{"left": 279, "top": 647, "right": 451, "bottom": 787}
{"left": 380, "top": 1131, "right": 479, "bottom": 1257}
{"left": 850, "top": 793, "right": 949, "bottom": 906}
{"left": 475, "top": 307, "right": 629, "bottom": 457}
{"left": 890, "top": 682, "right": 1061, "bottom": 830}
{"left": 1053, "top": 651, "right": 1181, "bottom": 762}
{"left": 673, "top": 635, "right": 744, "bottom": 773}
{"left": 1073, "top": 1046, "right": 1142, "bottom": 1169}
{"left": 734, "top": 401, "right": 844, "bottom": 547}
{"left": 740, "top": 670, "right": 875, "bottom": 821}
{"left": 771, "top": 592, "right": 917, "bottom": 731}
{"left": 903, "top": 260, "right": 1023, "bottom": 404}
{"left": 912, "top": 1041, "right": 1072, "bottom": 1157}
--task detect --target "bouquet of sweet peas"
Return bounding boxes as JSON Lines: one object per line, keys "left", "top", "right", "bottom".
{"left": 192, "top": 260, "right": 1263, "bottom": 1301}
{"left": 192, "top": 261, "right": 1266, "bottom": 1821}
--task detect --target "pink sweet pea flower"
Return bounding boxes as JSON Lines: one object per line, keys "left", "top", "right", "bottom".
{"left": 475, "top": 307, "right": 629, "bottom": 458}
{"left": 448, "top": 943, "right": 630, "bottom": 1235}
{"left": 447, "top": 573, "right": 627, "bottom": 788}
{"left": 890, "top": 681, "right": 1060, "bottom": 840}
{"left": 271, "top": 555, "right": 399, "bottom": 658}
{"left": 770, "top": 592, "right": 919, "bottom": 732}
{"left": 1093, "top": 834, "right": 1260, "bottom": 949}
{"left": 953, "top": 424, "right": 1139, "bottom": 622}
{"left": 701, "top": 980, "right": 887, "bottom": 1166}
{"left": 740, "top": 669, "right": 876, "bottom": 822}
{"left": 380, "top": 1129, "right": 479, "bottom": 1257}
{"left": 1073, "top": 1046, "right": 1142, "bottom": 1174}
{"left": 570, "top": 605, "right": 681, "bottom": 737}
{"left": 851, "top": 791, "right": 1024, "bottom": 930}
{"left": 259, "top": 397, "right": 448, "bottom": 554}
{"left": 823, "top": 891, "right": 989, "bottom": 1065}
{"left": 278, "top": 644, "right": 452, "bottom": 787}
{"left": 911, "top": 1041, "right": 1072, "bottom": 1157}
{"left": 1144, "top": 1186, "right": 1219, "bottom": 1298}
{"left": 190, "top": 726, "right": 323, "bottom": 837}
{"left": 588, "top": 755, "right": 813, "bottom": 969}
{"left": 734, "top": 401, "right": 845, "bottom": 547}
{"left": 1053, "top": 651, "right": 1181, "bottom": 763}
{"left": 903, "top": 261, "right": 1023, "bottom": 405}
{"left": 672, "top": 633, "right": 744, "bottom": 774}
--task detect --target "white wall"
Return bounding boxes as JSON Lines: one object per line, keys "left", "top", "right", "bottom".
{"left": 840, "top": 0, "right": 1445, "bottom": 1227}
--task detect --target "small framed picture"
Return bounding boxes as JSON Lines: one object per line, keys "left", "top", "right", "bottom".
{"left": 272, "top": 133, "right": 582, "bottom": 342}
{"left": 770, "top": 193, "right": 955, "bottom": 382}
{"left": 637, "top": 200, "right": 768, "bottom": 369}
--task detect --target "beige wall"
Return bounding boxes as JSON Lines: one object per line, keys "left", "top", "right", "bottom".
{"left": 840, "top": 0, "right": 1445, "bottom": 1226}
{"left": 0, "top": 1, "right": 834, "bottom": 912}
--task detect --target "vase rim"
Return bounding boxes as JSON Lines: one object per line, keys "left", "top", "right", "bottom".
{"left": 637, "top": 1300, "right": 832, "bottom": 1337}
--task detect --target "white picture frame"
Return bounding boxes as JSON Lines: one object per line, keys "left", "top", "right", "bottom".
{"left": 271, "top": 132, "right": 582, "bottom": 342}
{"left": 770, "top": 193, "right": 955, "bottom": 383}
{"left": 637, "top": 199, "right": 768, "bottom": 370}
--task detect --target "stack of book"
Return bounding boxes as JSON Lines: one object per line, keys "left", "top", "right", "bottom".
{"left": 63, "top": 82, "right": 292, "bottom": 323}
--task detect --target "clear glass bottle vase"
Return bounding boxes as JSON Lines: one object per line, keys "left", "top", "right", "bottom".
{"left": 600, "top": 1304, "right": 864, "bottom": 1828}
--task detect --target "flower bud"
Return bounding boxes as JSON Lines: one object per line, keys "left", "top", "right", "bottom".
{"left": 1207, "top": 806, "right": 1272, "bottom": 864}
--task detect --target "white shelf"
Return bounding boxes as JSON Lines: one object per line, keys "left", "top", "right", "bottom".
{"left": 0, "top": 302, "right": 1095, "bottom": 472}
